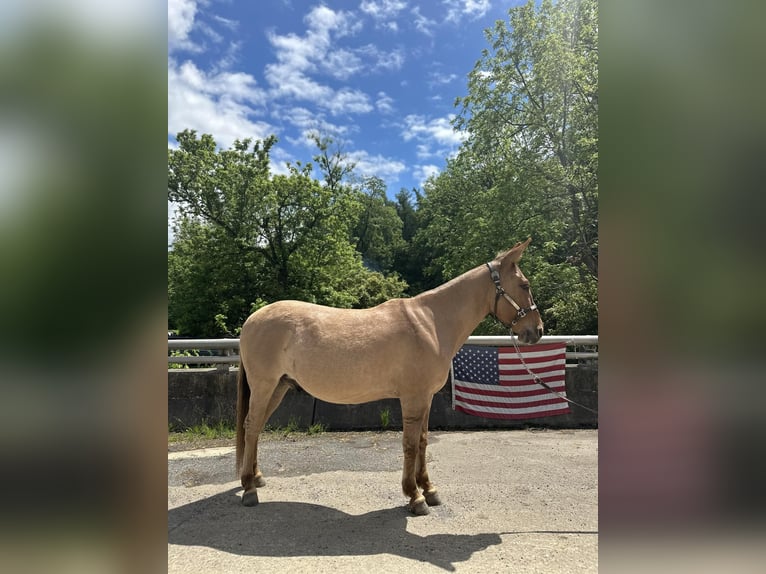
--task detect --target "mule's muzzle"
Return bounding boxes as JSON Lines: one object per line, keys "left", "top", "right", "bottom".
{"left": 516, "top": 325, "right": 543, "bottom": 345}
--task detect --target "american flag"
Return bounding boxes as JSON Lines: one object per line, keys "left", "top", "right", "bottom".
{"left": 451, "top": 343, "right": 570, "bottom": 419}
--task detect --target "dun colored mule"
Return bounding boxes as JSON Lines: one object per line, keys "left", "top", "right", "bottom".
{"left": 236, "top": 238, "right": 543, "bottom": 514}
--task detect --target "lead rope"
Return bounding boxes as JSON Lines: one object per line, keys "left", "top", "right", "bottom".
{"left": 509, "top": 332, "right": 598, "bottom": 415}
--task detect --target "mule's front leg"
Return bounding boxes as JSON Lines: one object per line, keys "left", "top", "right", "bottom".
{"left": 416, "top": 407, "right": 441, "bottom": 507}
{"left": 401, "top": 406, "right": 429, "bottom": 515}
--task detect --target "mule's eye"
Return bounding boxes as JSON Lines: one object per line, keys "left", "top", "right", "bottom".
{"left": 521, "top": 283, "right": 530, "bottom": 291}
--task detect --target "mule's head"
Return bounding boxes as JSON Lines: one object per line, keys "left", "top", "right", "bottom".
{"left": 490, "top": 238, "right": 544, "bottom": 344}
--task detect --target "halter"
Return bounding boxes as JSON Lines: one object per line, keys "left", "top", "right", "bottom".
{"left": 487, "top": 262, "right": 598, "bottom": 415}
{"left": 486, "top": 262, "right": 538, "bottom": 328}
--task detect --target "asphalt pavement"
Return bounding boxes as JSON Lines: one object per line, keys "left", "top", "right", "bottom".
{"left": 168, "top": 429, "right": 598, "bottom": 573}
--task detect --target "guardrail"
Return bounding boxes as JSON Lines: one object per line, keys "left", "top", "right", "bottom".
{"left": 168, "top": 335, "right": 598, "bottom": 366}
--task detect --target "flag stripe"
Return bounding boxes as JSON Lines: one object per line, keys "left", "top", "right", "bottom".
{"left": 497, "top": 342, "right": 565, "bottom": 354}
{"left": 451, "top": 342, "right": 570, "bottom": 419}
{"left": 455, "top": 403, "right": 572, "bottom": 420}
{"left": 455, "top": 381, "right": 566, "bottom": 397}
{"left": 498, "top": 352, "right": 566, "bottom": 364}
{"left": 456, "top": 394, "right": 568, "bottom": 407}
{"left": 500, "top": 366, "right": 566, "bottom": 379}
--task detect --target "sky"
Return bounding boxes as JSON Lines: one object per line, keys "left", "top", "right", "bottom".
{"left": 168, "top": 0, "right": 523, "bottom": 238}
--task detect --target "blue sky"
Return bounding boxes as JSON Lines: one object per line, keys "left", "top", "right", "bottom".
{"left": 168, "top": 0, "right": 522, "bottom": 204}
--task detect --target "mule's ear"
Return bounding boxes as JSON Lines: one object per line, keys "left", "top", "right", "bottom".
{"left": 507, "top": 237, "right": 532, "bottom": 263}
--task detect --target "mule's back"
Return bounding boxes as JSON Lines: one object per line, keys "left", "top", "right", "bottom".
{"left": 239, "top": 299, "right": 444, "bottom": 404}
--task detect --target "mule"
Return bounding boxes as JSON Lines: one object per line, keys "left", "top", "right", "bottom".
{"left": 235, "top": 238, "right": 543, "bottom": 514}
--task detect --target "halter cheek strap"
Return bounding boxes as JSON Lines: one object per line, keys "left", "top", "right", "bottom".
{"left": 486, "top": 263, "right": 596, "bottom": 414}
{"left": 486, "top": 262, "right": 538, "bottom": 327}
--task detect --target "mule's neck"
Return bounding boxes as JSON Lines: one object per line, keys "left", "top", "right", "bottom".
{"left": 415, "top": 264, "right": 495, "bottom": 359}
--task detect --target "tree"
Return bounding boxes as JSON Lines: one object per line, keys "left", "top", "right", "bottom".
{"left": 309, "top": 132, "right": 355, "bottom": 193}
{"left": 168, "top": 218, "right": 258, "bottom": 336}
{"left": 392, "top": 188, "right": 431, "bottom": 294}
{"left": 351, "top": 176, "right": 405, "bottom": 273}
{"left": 414, "top": 0, "right": 598, "bottom": 334}
{"left": 168, "top": 130, "right": 407, "bottom": 336}
{"left": 454, "top": 0, "right": 598, "bottom": 277}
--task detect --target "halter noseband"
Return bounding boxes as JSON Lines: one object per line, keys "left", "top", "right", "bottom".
{"left": 486, "top": 262, "right": 538, "bottom": 327}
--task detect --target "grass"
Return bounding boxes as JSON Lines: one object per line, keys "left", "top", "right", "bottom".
{"left": 169, "top": 418, "right": 327, "bottom": 444}
{"left": 307, "top": 422, "right": 327, "bottom": 435}
{"left": 168, "top": 420, "right": 236, "bottom": 443}
{"left": 266, "top": 417, "right": 327, "bottom": 437}
{"left": 379, "top": 407, "right": 391, "bottom": 430}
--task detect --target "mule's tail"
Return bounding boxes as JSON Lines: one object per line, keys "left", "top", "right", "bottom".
{"left": 235, "top": 361, "right": 250, "bottom": 476}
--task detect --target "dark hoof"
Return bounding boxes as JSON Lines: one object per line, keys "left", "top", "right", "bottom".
{"left": 241, "top": 489, "right": 260, "bottom": 507}
{"left": 409, "top": 497, "right": 429, "bottom": 516}
{"left": 424, "top": 490, "right": 442, "bottom": 506}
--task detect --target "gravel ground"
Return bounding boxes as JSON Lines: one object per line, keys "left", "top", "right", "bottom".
{"left": 168, "top": 429, "right": 598, "bottom": 573}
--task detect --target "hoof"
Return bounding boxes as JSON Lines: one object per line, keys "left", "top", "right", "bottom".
{"left": 241, "top": 489, "right": 260, "bottom": 507}
{"left": 409, "top": 496, "right": 429, "bottom": 516}
{"left": 424, "top": 490, "right": 442, "bottom": 507}
{"left": 255, "top": 475, "right": 266, "bottom": 488}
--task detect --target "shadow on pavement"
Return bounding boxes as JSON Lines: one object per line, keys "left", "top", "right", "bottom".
{"left": 168, "top": 488, "right": 502, "bottom": 572}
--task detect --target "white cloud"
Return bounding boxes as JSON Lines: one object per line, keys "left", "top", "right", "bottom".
{"left": 360, "top": 0, "right": 408, "bottom": 19}
{"left": 168, "top": 0, "right": 198, "bottom": 52}
{"left": 356, "top": 44, "right": 405, "bottom": 72}
{"left": 413, "top": 164, "right": 441, "bottom": 187}
{"left": 306, "top": 4, "right": 362, "bottom": 38}
{"left": 265, "top": 61, "right": 333, "bottom": 101}
{"left": 268, "top": 147, "right": 297, "bottom": 177}
{"left": 264, "top": 5, "right": 373, "bottom": 115}
{"left": 415, "top": 143, "right": 434, "bottom": 159}
{"left": 322, "top": 48, "right": 364, "bottom": 79}
{"left": 428, "top": 71, "right": 458, "bottom": 88}
{"left": 360, "top": 0, "right": 407, "bottom": 30}
{"left": 324, "top": 89, "right": 373, "bottom": 116}
{"left": 168, "top": 59, "right": 273, "bottom": 149}
{"left": 265, "top": 5, "right": 398, "bottom": 115}
{"left": 443, "top": 0, "right": 491, "bottom": 23}
{"left": 212, "top": 14, "right": 239, "bottom": 32}
{"left": 411, "top": 6, "right": 437, "bottom": 36}
{"left": 279, "top": 107, "right": 354, "bottom": 144}
{"left": 377, "top": 48, "right": 406, "bottom": 71}
{"left": 401, "top": 114, "right": 467, "bottom": 162}
{"left": 347, "top": 150, "right": 407, "bottom": 181}
{"left": 267, "top": 30, "right": 319, "bottom": 72}
{"left": 402, "top": 114, "right": 466, "bottom": 146}
{"left": 376, "top": 92, "right": 395, "bottom": 114}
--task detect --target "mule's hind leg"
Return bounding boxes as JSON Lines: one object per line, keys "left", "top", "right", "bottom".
{"left": 400, "top": 400, "right": 430, "bottom": 515}
{"left": 415, "top": 399, "right": 441, "bottom": 507}
{"left": 241, "top": 379, "right": 291, "bottom": 506}
{"left": 252, "top": 379, "right": 293, "bottom": 488}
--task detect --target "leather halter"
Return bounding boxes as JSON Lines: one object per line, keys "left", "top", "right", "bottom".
{"left": 486, "top": 262, "right": 538, "bottom": 327}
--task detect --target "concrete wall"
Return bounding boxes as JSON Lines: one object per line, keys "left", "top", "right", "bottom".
{"left": 168, "top": 365, "right": 597, "bottom": 431}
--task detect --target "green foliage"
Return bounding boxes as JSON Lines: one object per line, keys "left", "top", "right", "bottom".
{"left": 351, "top": 176, "right": 406, "bottom": 272}
{"left": 168, "top": 218, "right": 254, "bottom": 336}
{"left": 168, "top": 131, "right": 407, "bottom": 337}
{"left": 463, "top": 0, "right": 596, "bottom": 273}
{"left": 168, "top": 348, "right": 197, "bottom": 369}
{"left": 169, "top": 420, "right": 236, "bottom": 439}
{"left": 167, "top": 0, "right": 597, "bottom": 337}
{"left": 379, "top": 407, "right": 391, "bottom": 430}
{"left": 416, "top": 0, "right": 598, "bottom": 334}
{"left": 307, "top": 422, "right": 327, "bottom": 435}
{"left": 391, "top": 188, "right": 433, "bottom": 294}
{"left": 285, "top": 417, "right": 301, "bottom": 434}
